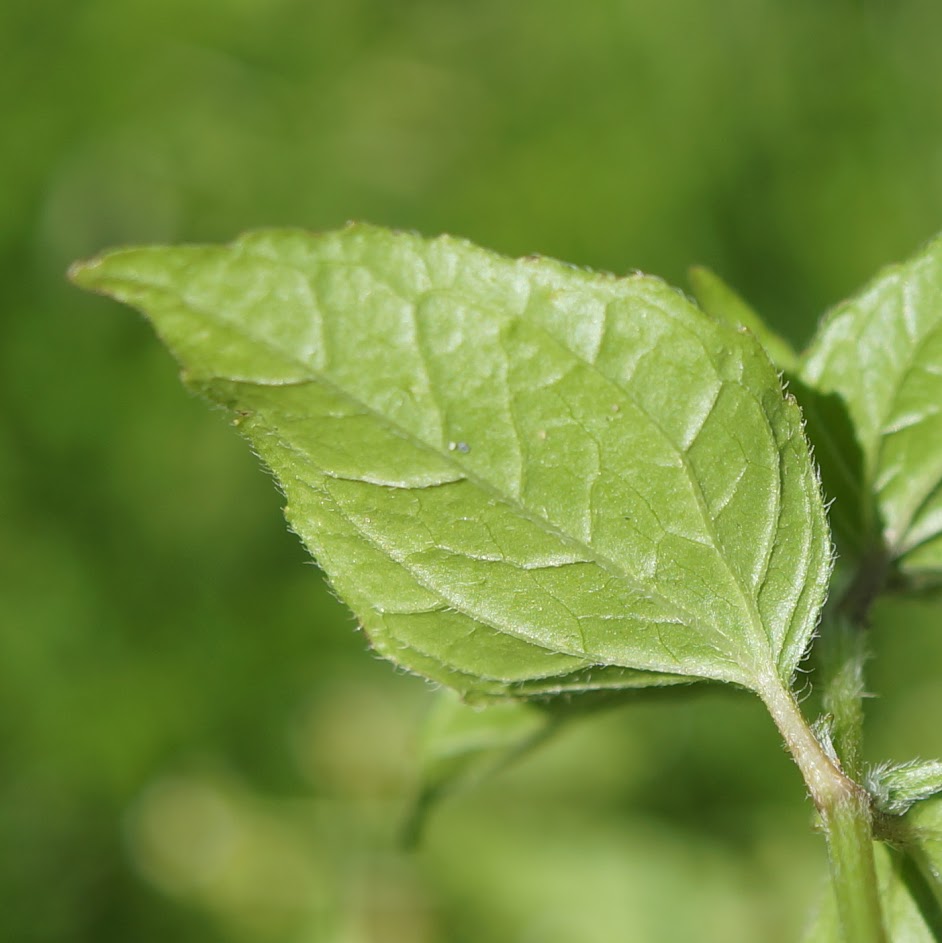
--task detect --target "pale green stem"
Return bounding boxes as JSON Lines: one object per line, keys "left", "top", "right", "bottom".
{"left": 823, "top": 793, "right": 888, "bottom": 943}
{"left": 759, "top": 676, "right": 887, "bottom": 943}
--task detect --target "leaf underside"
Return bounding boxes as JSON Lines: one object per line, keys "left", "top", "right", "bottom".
{"left": 801, "top": 234, "right": 942, "bottom": 588}
{"left": 71, "top": 226, "right": 830, "bottom": 702}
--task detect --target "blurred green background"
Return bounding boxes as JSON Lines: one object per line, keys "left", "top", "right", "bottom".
{"left": 3, "top": 1, "right": 942, "bottom": 940}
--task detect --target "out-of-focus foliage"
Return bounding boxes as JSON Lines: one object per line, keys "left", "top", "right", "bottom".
{"left": 3, "top": 1, "right": 942, "bottom": 941}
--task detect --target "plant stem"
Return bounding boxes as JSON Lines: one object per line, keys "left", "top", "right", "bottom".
{"left": 836, "top": 548, "right": 888, "bottom": 628}
{"left": 759, "top": 677, "right": 887, "bottom": 943}
{"left": 822, "top": 790, "right": 887, "bottom": 943}
{"left": 817, "top": 616, "right": 867, "bottom": 781}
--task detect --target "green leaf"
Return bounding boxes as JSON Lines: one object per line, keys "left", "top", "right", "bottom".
{"left": 70, "top": 226, "right": 831, "bottom": 702}
{"left": 688, "top": 265, "right": 798, "bottom": 373}
{"left": 802, "top": 843, "right": 942, "bottom": 943}
{"left": 404, "top": 680, "right": 672, "bottom": 843}
{"left": 868, "top": 761, "right": 942, "bottom": 816}
{"left": 417, "top": 691, "right": 552, "bottom": 793}
{"left": 403, "top": 691, "right": 555, "bottom": 845}
{"left": 801, "top": 235, "right": 942, "bottom": 589}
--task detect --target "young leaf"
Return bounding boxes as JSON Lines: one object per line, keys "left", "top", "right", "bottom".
{"left": 867, "top": 761, "right": 942, "bottom": 816}
{"left": 70, "top": 226, "right": 830, "bottom": 702}
{"left": 688, "top": 265, "right": 798, "bottom": 373}
{"left": 801, "top": 235, "right": 942, "bottom": 589}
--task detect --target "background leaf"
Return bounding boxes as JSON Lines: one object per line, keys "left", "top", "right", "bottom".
{"left": 801, "top": 235, "right": 942, "bottom": 590}
{"left": 402, "top": 691, "right": 556, "bottom": 845}
{"left": 688, "top": 265, "right": 798, "bottom": 373}
{"left": 72, "top": 225, "right": 831, "bottom": 701}
{"left": 801, "top": 843, "right": 941, "bottom": 943}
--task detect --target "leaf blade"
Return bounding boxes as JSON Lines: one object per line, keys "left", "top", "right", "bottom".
{"left": 801, "top": 234, "right": 942, "bottom": 587}
{"left": 71, "top": 226, "right": 831, "bottom": 698}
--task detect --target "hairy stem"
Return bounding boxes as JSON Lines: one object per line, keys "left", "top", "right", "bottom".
{"left": 823, "top": 791, "right": 888, "bottom": 943}
{"left": 817, "top": 616, "right": 868, "bottom": 781}
{"left": 760, "top": 677, "right": 887, "bottom": 943}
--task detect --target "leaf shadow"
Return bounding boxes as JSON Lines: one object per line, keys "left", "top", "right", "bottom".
{"left": 787, "top": 376, "right": 880, "bottom": 559}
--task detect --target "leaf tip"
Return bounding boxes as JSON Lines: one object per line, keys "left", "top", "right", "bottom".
{"left": 68, "top": 252, "right": 129, "bottom": 296}
{"left": 67, "top": 257, "right": 101, "bottom": 290}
